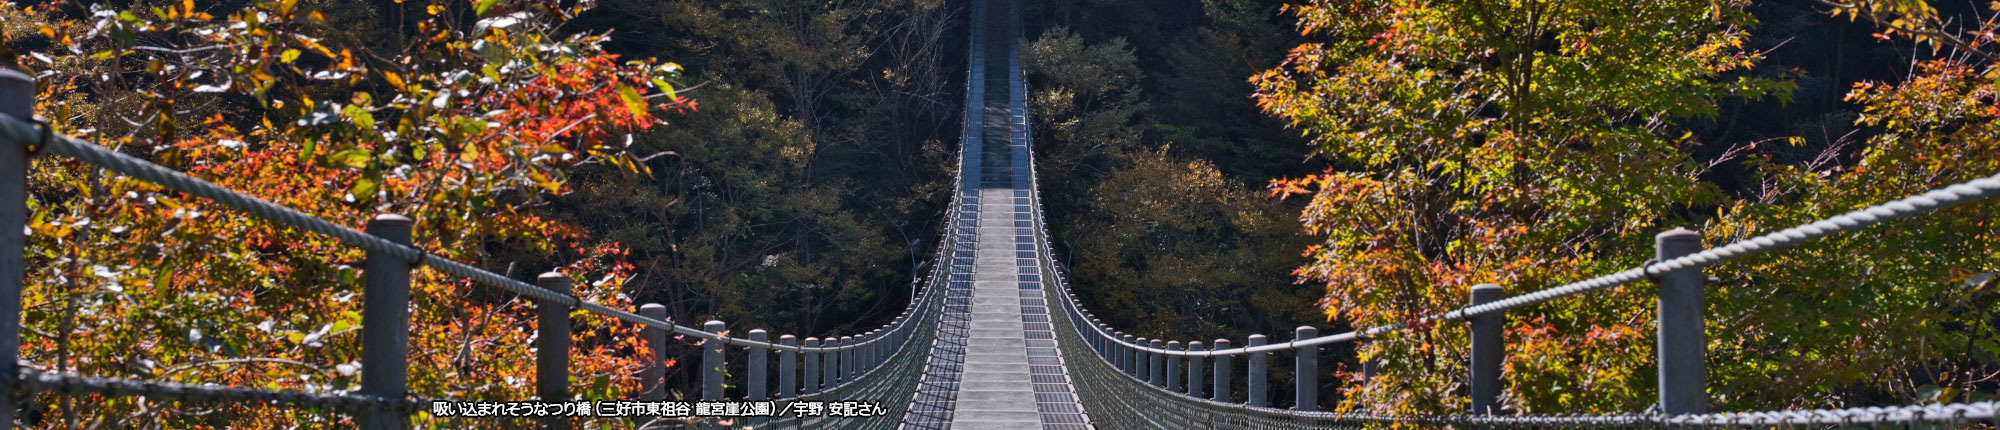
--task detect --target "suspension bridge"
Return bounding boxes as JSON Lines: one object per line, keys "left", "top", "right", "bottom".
{"left": 3, "top": 0, "right": 2000, "bottom": 428}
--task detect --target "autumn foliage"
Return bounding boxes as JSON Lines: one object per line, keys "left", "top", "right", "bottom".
{"left": 2, "top": 0, "right": 691, "bottom": 427}
{"left": 1257, "top": 0, "right": 2000, "bottom": 417}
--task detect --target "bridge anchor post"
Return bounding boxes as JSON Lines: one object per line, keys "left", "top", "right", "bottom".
{"left": 1212, "top": 339, "right": 1231, "bottom": 403}
{"left": 803, "top": 338, "right": 821, "bottom": 395}
{"left": 1186, "top": 341, "right": 1204, "bottom": 398}
{"left": 1247, "top": 334, "right": 1268, "bottom": 407}
{"left": 639, "top": 304, "right": 668, "bottom": 401}
{"left": 1469, "top": 284, "right": 1504, "bottom": 415}
{"left": 822, "top": 336, "right": 841, "bottom": 390}
{"left": 1119, "top": 333, "right": 1135, "bottom": 375}
{"left": 779, "top": 335, "right": 798, "bottom": 398}
{"left": 535, "top": 273, "right": 572, "bottom": 429}
{"left": 360, "top": 215, "right": 413, "bottom": 430}
{"left": 841, "top": 335, "right": 856, "bottom": 382}
{"left": 1150, "top": 339, "right": 1165, "bottom": 387}
{"left": 747, "top": 329, "right": 768, "bottom": 401}
{"left": 702, "top": 321, "right": 726, "bottom": 401}
{"left": 0, "top": 67, "right": 34, "bottom": 429}
{"left": 1294, "top": 326, "right": 1318, "bottom": 411}
{"left": 1656, "top": 228, "right": 1708, "bottom": 414}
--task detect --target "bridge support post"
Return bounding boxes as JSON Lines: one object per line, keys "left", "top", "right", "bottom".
{"left": 823, "top": 336, "right": 840, "bottom": 389}
{"left": 841, "top": 335, "right": 857, "bottom": 381}
{"left": 747, "top": 329, "right": 769, "bottom": 401}
{"left": 1119, "top": 333, "right": 1134, "bottom": 375}
{"left": 779, "top": 335, "right": 798, "bottom": 398}
{"left": 638, "top": 304, "right": 668, "bottom": 401}
{"left": 535, "top": 273, "right": 572, "bottom": 429}
{"left": 0, "top": 67, "right": 34, "bottom": 429}
{"left": 359, "top": 215, "right": 412, "bottom": 430}
{"left": 1212, "top": 339, "right": 1232, "bottom": 402}
{"left": 1294, "top": 326, "right": 1318, "bottom": 411}
{"left": 1656, "top": 228, "right": 1708, "bottom": 414}
{"left": 1247, "top": 334, "right": 1268, "bottom": 407}
{"left": 1469, "top": 284, "right": 1504, "bottom": 415}
{"left": 1090, "top": 318, "right": 1104, "bottom": 354}
{"left": 1186, "top": 341, "right": 1204, "bottom": 397}
{"left": 803, "top": 338, "right": 822, "bottom": 395}
{"left": 702, "top": 321, "right": 726, "bottom": 401}
{"left": 1150, "top": 339, "right": 1166, "bottom": 387}
{"left": 864, "top": 330, "right": 879, "bottom": 372}
{"left": 1166, "top": 341, "right": 1183, "bottom": 391}
{"left": 1136, "top": 338, "right": 1150, "bottom": 382}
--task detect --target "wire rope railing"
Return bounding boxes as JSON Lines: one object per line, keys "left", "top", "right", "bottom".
{"left": 0, "top": 66, "right": 944, "bottom": 428}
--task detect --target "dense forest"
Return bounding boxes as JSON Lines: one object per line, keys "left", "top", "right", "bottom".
{"left": 0, "top": 0, "right": 1998, "bottom": 427}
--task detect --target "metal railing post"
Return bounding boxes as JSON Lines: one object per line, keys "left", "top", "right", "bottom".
{"left": 803, "top": 338, "right": 822, "bottom": 395}
{"left": 1166, "top": 341, "right": 1183, "bottom": 391}
{"left": 535, "top": 273, "right": 571, "bottom": 429}
{"left": 0, "top": 67, "right": 35, "bottom": 429}
{"left": 779, "top": 335, "right": 798, "bottom": 398}
{"left": 823, "top": 336, "right": 841, "bottom": 388}
{"left": 1186, "top": 341, "right": 1204, "bottom": 397}
{"left": 841, "top": 335, "right": 857, "bottom": 381}
{"left": 1136, "top": 337, "right": 1151, "bottom": 381}
{"left": 864, "top": 330, "right": 879, "bottom": 371}
{"left": 639, "top": 304, "right": 668, "bottom": 401}
{"left": 747, "top": 329, "right": 769, "bottom": 401}
{"left": 1212, "top": 339, "right": 1231, "bottom": 402}
{"left": 1470, "top": 283, "right": 1504, "bottom": 415}
{"left": 1150, "top": 339, "right": 1166, "bottom": 387}
{"left": 1120, "top": 332, "right": 1136, "bottom": 372}
{"left": 359, "top": 214, "right": 413, "bottom": 430}
{"left": 702, "top": 321, "right": 726, "bottom": 401}
{"left": 1119, "top": 333, "right": 1134, "bottom": 375}
{"left": 1656, "top": 228, "right": 1708, "bottom": 414}
{"left": 1247, "top": 334, "right": 1268, "bottom": 407}
{"left": 1294, "top": 326, "right": 1318, "bottom": 411}
{"left": 1091, "top": 318, "right": 1104, "bottom": 354}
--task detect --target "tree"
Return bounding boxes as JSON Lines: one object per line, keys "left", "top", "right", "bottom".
{"left": 1256, "top": 0, "right": 1791, "bottom": 413}
{"left": 3, "top": 0, "right": 686, "bottom": 426}
{"left": 1258, "top": 0, "right": 2000, "bottom": 415}
{"left": 1695, "top": 0, "right": 2000, "bottom": 408}
{"left": 1026, "top": 20, "right": 1320, "bottom": 344}
{"left": 1068, "top": 148, "right": 1317, "bottom": 341}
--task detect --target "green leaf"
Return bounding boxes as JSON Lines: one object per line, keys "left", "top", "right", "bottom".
{"left": 650, "top": 78, "right": 677, "bottom": 99}
{"left": 152, "top": 262, "right": 172, "bottom": 290}
{"left": 329, "top": 149, "right": 371, "bottom": 168}
{"left": 341, "top": 105, "right": 376, "bottom": 130}
{"left": 617, "top": 84, "right": 649, "bottom": 118}
{"left": 349, "top": 178, "right": 377, "bottom": 200}
{"left": 474, "top": 0, "right": 500, "bottom": 16}
{"left": 300, "top": 139, "right": 318, "bottom": 162}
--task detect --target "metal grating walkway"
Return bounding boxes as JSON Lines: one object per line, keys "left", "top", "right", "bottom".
{"left": 902, "top": 0, "right": 1089, "bottom": 428}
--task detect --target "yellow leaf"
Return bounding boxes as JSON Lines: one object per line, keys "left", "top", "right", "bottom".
{"left": 279, "top": 49, "right": 301, "bottom": 64}
{"left": 384, "top": 72, "right": 406, "bottom": 89}
{"left": 336, "top": 49, "right": 355, "bottom": 71}
{"left": 616, "top": 84, "right": 649, "bottom": 118}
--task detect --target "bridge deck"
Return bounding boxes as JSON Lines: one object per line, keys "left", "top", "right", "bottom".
{"left": 903, "top": 0, "right": 1089, "bottom": 428}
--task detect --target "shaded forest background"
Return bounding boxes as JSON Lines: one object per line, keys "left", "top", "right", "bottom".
{"left": 555, "top": 0, "right": 1337, "bottom": 396}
